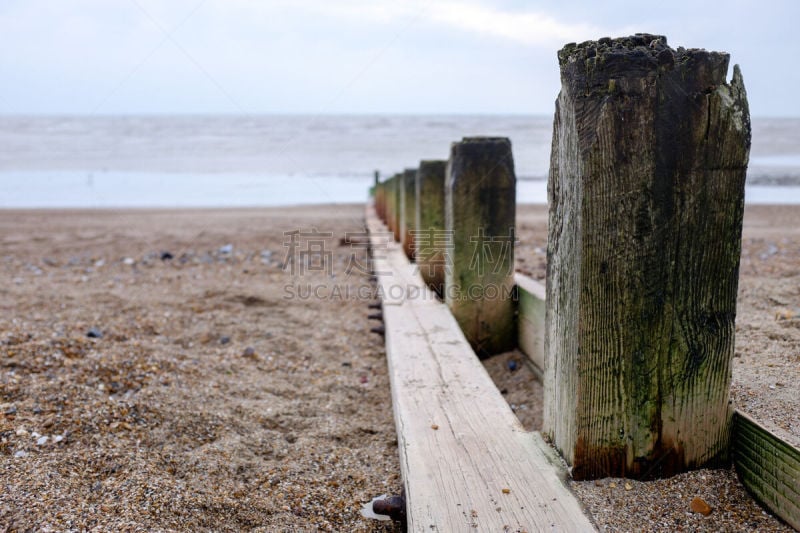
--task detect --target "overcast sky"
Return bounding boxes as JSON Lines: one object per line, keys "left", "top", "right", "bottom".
{"left": 1, "top": 0, "right": 798, "bottom": 117}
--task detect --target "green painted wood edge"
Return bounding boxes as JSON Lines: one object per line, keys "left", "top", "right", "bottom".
{"left": 515, "top": 273, "right": 546, "bottom": 374}
{"left": 733, "top": 410, "right": 800, "bottom": 530}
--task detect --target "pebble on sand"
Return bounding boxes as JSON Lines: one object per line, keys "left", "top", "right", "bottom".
{"left": 242, "top": 346, "right": 257, "bottom": 358}
{"left": 690, "top": 496, "right": 712, "bottom": 516}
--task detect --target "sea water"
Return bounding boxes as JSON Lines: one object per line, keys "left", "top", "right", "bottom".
{"left": 0, "top": 115, "right": 798, "bottom": 208}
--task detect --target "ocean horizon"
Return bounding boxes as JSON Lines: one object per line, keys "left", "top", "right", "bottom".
{"left": 1, "top": 114, "right": 799, "bottom": 208}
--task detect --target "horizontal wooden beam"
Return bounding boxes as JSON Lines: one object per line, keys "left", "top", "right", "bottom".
{"left": 367, "top": 207, "right": 595, "bottom": 531}
{"left": 733, "top": 410, "right": 800, "bottom": 530}
{"left": 515, "top": 273, "right": 546, "bottom": 375}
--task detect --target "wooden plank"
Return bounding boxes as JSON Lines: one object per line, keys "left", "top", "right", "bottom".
{"left": 515, "top": 273, "right": 546, "bottom": 373}
{"left": 367, "top": 207, "right": 596, "bottom": 531}
{"left": 733, "top": 410, "right": 800, "bottom": 530}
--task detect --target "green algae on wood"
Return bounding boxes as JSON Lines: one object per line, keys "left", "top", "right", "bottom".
{"left": 445, "top": 137, "right": 517, "bottom": 357}
{"left": 733, "top": 410, "right": 800, "bottom": 530}
{"left": 544, "top": 34, "right": 751, "bottom": 480}
{"left": 415, "top": 160, "right": 447, "bottom": 295}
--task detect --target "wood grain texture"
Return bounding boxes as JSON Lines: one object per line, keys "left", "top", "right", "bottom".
{"left": 733, "top": 410, "right": 800, "bottom": 530}
{"left": 445, "top": 137, "right": 517, "bottom": 357}
{"left": 545, "top": 35, "right": 751, "bottom": 479}
{"left": 415, "top": 160, "right": 447, "bottom": 296}
{"left": 516, "top": 273, "right": 546, "bottom": 373}
{"left": 367, "top": 207, "right": 596, "bottom": 531}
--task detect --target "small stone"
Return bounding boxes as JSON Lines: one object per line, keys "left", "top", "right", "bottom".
{"left": 242, "top": 346, "right": 257, "bottom": 358}
{"left": 219, "top": 244, "right": 234, "bottom": 254}
{"left": 609, "top": 482, "right": 617, "bottom": 488}
{"left": 53, "top": 435, "right": 64, "bottom": 443}
{"left": 501, "top": 488, "right": 511, "bottom": 494}
{"left": 360, "top": 375, "right": 369, "bottom": 384}
{"left": 86, "top": 327, "right": 103, "bottom": 339}
{"left": 160, "top": 251, "right": 174, "bottom": 261}
{"left": 431, "top": 424, "right": 439, "bottom": 430}
{"left": 507, "top": 360, "right": 519, "bottom": 372}
{"left": 5, "top": 405, "right": 17, "bottom": 416}
{"left": 624, "top": 482, "right": 632, "bottom": 491}
{"left": 36, "top": 436, "right": 49, "bottom": 446}
{"left": 341, "top": 362, "right": 352, "bottom": 367}
{"left": 14, "top": 450, "right": 27, "bottom": 458}
{"left": 15, "top": 428, "right": 28, "bottom": 437}
{"left": 690, "top": 496, "right": 712, "bottom": 516}
{"left": 219, "top": 336, "right": 231, "bottom": 345}
{"left": 122, "top": 257, "right": 135, "bottom": 265}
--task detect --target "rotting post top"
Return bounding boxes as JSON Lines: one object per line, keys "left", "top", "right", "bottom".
{"left": 558, "top": 33, "right": 732, "bottom": 91}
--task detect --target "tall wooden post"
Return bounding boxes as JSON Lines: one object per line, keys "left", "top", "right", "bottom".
{"left": 544, "top": 34, "right": 751, "bottom": 480}
{"left": 402, "top": 168, "right": 417, "bottom": 260}
{"left": 415, "top": 160, "right": 447, "bottom": 296}
{"left": 445, "top": 137, "right": 517, "bottom": 357}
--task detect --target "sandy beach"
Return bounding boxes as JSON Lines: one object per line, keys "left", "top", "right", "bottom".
{"left": 1, "top": 203, "right": 797, "bottom": 531}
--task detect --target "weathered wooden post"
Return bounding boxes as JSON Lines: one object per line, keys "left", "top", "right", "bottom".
{"left": 384, "top": 175, "right": 394, "bottom": 231}
{"left": 544, "top": 34, "right": 751, "bottom": 480}
{"left": 379, "top": 181, "right": 386, "bottom": 223}
{"left": 445, "top": 138, "right": 517, "bottom": 357}
{"left": 374, "top": 171, "right": 384, "bottom": 221}
{"left": 415, "top": 160, "right": 447, "bottom": 296}
{"left": 401, "top": 168, "right": 417, "bottom": 260}
{"left": 393, "top": 173, "right": 402, "bottom": 242}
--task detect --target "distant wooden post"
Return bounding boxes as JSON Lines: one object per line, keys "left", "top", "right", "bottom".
{"left": 445, "top": 137, "right": 517, "bottom": 357}
{"left": 544, "top": 34, "right": 751, "bottom": 480}
{"left": 383, "top": 176, "right": 391, "bottom": 229}
{"left": 375, "top": 180, "right": 384, "bottom": 222}
{"left": 415, "top": 160, "right": 447, "bottom": 296}
{"left": 401, "top": 168, "right": 417, "bottom": 260}
{"left": 379, "top": 181, "right": 386, "bottom": 223}
{"left": 374, "top": 171, "right": 383, "bottom": 221}
{"left": 385, "top": 175, "right": 397, "bottom": 237}
{"left": 393, "top": 174, "right": 402, "bottom": 242}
